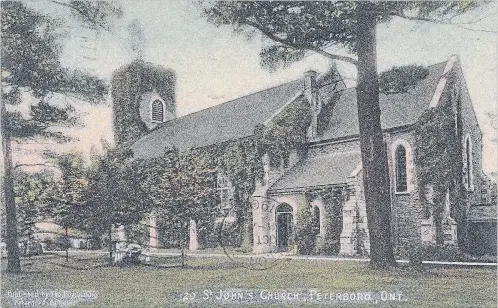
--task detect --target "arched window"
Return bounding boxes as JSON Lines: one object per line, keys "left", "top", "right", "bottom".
{"left": 395, "top": 145, "right": 408, "bottom": 193}
{"left": 276, "top": 203, "right": 293, "bottom": 214}
{"left": 151, "top": 99, "right": 165, "bottom": 122}
{"left": 313, "top": 206, "right": 320, "bottom": 235}
{"left": 464, "top": 135, "right": 474, "bottom": 190}
{"left": 391, "top": 139, "right": 413, "bottom": 194}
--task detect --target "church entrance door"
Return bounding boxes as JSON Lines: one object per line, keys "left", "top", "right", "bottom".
{"left": 276, "top": 204, "right": 293, "bottom": 251}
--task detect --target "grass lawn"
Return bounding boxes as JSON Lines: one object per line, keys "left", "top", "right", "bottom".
{"left": 1, "top": 252, "right": 496, "bottom": 307}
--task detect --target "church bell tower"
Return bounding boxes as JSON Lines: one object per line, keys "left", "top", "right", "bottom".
{"left": 111, "top": 60, "right": 176, "bottom": 146}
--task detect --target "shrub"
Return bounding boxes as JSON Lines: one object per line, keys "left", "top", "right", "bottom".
{"left": 213, "top": 218, "right": 241, "bottom": 248}
{"left": 125, "top": 223, "right": 149, "bottom": 247}
{"left": 398, "top": 243, "right": 497, "bottom": 264}
{"left": 462, "top": 254, "right": 497, "bottom": 263}
{"left": 294, "top": 203, "right": 316, "bottom": 255}
{"left": 405, "top": 243, "right": 424, "bottom": 267}
{"left": 316, "top": 188, "right": 344, "bottom": 255}
{"left": 54, "top": 235, "right": 71, "bottom": 250}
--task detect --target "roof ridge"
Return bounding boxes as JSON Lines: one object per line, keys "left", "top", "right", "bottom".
{"left": 152, "top": 60, "right": 446, "bottom": 133}
{"left": 151, "top": 78, "right": 303, "bottom": 131}
{"left": 378, "top": 60, "right": 447, "bottom": 73}
{"left": 338, "top": 60, "right": 447, "bottom": 95}
{"left": 341, "top": 61, "right": 448, "bottom": 93}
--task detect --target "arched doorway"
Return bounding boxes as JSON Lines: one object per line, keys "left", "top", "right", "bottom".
{"left": 276, "top": 203, "right": 293, "bottom": 250}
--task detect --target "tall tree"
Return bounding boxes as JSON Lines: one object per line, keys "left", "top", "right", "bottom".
{"left": 1, "top": 1, "right": 121, "bottom": 273}
{"left": 83, "top": 147, "right": 152, "bottom": 260}
{"left": 203, "top": 1, "right": 488, "bottom": 267}
{"left": 13, "top": 169, "right": 56, "bottom": 238}
{"left": 51, "top": 153, "right": 90, "bottom": 260}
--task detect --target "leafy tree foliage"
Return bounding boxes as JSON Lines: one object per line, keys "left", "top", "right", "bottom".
{"left": 1, "top": 1, "right": 121, "bottom": 272}
{"left": 53, "top": 1, "right": 123, "bottom": 32}
{"left": 13, "top": 170, "right": 56, "bottom": 238}
{"left": 318, "top": 188, "right": 345, "bottom": 255}
{"left": 379, "top": 65, "right": 429, "bottom": 94}
{"left": 415, "top": 94, "right": 460, "bottom": 245}
{"left": 2, "top": 2, "right": 108, "bottom": 103}
{"left": 294, "top": 193, "right": 316, "bottom": 255}
{"left": 48, "top": 153, "right": 89, "bottom": 230}
{"left": 202, "top": 0, "right": 485, "bottom": 268}
{"left": 11, "top": 153, "right": 90, "bottom": 242}
{"left": 12, "top": 154, "right": 89, "bottom": 260}
{"left": 2, "top": 1, "right": 108, "bottom": 141}
{"left": 203, "top": 2, "right": 481, "bottom": 70}
{"left": 136, "top": 147, "right": 218, "bottom": 248}
{"left": 81, "top": 148, "right": 153, "bottom": 239}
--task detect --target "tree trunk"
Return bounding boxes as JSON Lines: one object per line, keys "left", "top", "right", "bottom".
{"left": 108, "top": 226, "right": 113, "bottom": 262}
{"left": 1, "top": 100, "right": 21, "bottom": 273}
{"left": 65, "top": 226, "right": 69, "bottom": 262}
{"left": 181, "top": 248, "right": 185, "bottom": 268}
{"left": 356, "top": 2, "right": 396, "bottom": 268}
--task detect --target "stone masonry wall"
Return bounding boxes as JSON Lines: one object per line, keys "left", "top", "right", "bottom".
{"left": 385, "top": 130, "right": 426, "bottom": 249}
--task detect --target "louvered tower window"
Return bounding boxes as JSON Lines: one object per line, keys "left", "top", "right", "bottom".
{"left": 151, "top": 99, "right": 164, "bottom": 122}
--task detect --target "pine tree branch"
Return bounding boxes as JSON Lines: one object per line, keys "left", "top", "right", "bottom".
{"left": 244, "top": 21, "right": 358, "bottom": 65}
{"left": 394, "top": 13, "right": 497, "bottom": 34}
{"left": 453, "top": 24, "right": 497, "bottom": 34}
{"left": 51, "top": 1, "right": 107, "bottom": 32}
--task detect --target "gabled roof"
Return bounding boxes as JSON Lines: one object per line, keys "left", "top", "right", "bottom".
{"left": 132, "top": 58, "right": 453, "bottom": 162}
{"left": 132, "top": 79, "right": 304, "bottom": 159}
{"left": 269, "top": 151, "right": 362, "bottom": 193}
{"left": 270, "top": 60, "right": 451, "bottom": 191}
{"left": 317, "top": 61, "right": 447, "bottom": 141}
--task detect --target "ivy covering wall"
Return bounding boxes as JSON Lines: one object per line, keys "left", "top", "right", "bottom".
{"left": 318, "top": 187, "right": 344, "bottom": 255}
{"left": 132, "top": 98, "right": 313, "bottom": 249}
{"left": 414, "top": 80, "right": 461, "bottom": 245}
{"left": 293, "top": 187, "right": 345, "bottom": 255}
{"left": 111, "top": 60, "right": 176, "bottom": 146}
{"left": 256, "top": 95, "right": 312, "bottom": 167}
{"left": 294, "top": 192, "right": 317, "bottom": 255}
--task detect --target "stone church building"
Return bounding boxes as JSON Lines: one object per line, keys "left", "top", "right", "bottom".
{"left": 112, "top": 56, "right": 496, "bottom": 256}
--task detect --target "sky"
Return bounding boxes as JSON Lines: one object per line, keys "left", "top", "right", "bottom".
{"left": 20, "top": 0, "right": 498, "bottom": 174}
